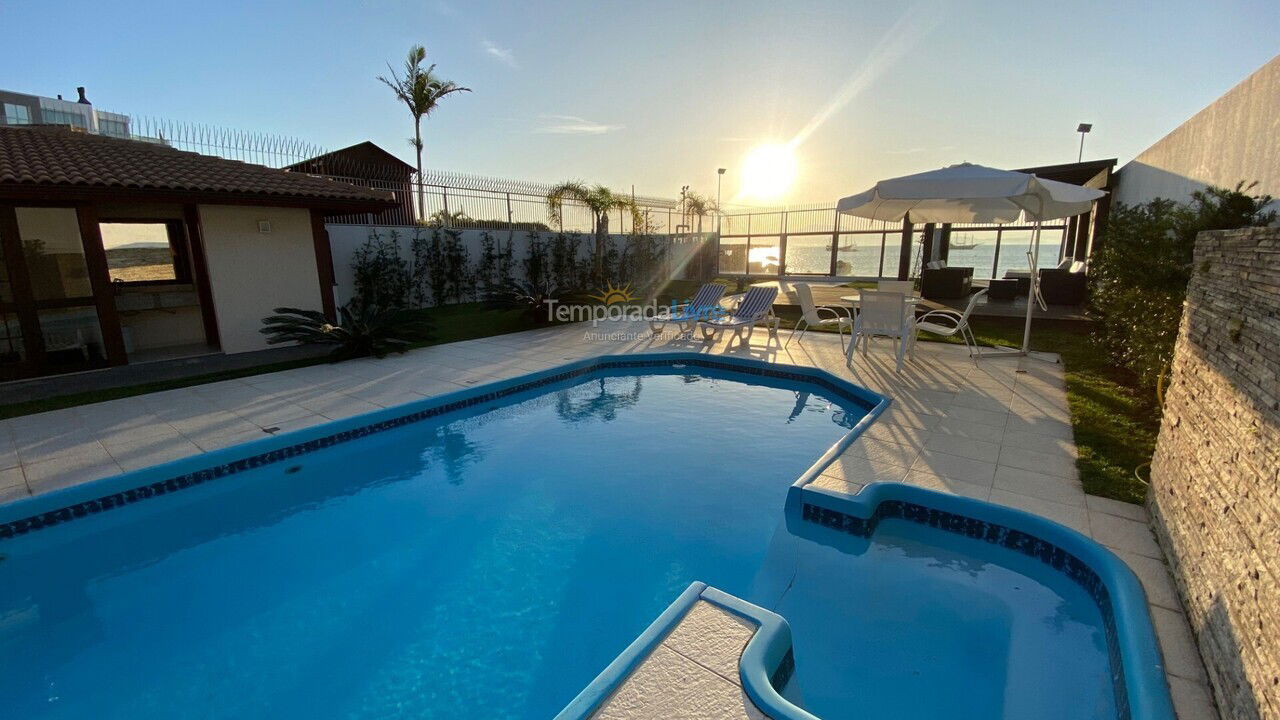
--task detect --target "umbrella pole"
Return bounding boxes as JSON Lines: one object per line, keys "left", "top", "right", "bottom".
{"left": 1022, "top": 220, "right": 1041, "bottom": 352}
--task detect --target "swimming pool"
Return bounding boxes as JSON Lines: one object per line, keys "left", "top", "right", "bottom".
{"left": 0, "top": 353, "right": 1172, "bottom": 720}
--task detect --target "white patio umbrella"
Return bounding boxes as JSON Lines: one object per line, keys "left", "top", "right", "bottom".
{"left": 837, "top": 163, "right": 1106, "bottom": 354}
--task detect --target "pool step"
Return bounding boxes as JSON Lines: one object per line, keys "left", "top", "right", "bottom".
{"left": 555, "top": 582, "right": 816, "bottom": 720}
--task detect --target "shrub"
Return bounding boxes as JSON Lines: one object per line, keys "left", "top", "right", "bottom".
{"left": 1089, "top": 183, "right": 1274, "bottom": 387}
{"left": 351, "top": 230, "right": 411, "bottom": 311}
{"left": 260, "top": 304, "right": 435, "bottom": 360}
{"left": 485, "top": 278, "right": 566, "bottom": 324}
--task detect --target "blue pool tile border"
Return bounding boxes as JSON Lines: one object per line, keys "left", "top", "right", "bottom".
{"left": 788, "top": 482, "right": 1175, "bottom": 720}
{"left": 561, "top": 484, "right": 1175, "bottom": 720}
{"left": 0, "top": 352, "right": 883, "bottom": 541}
{"left": 799, "top": 498, "right": 1127, "bottom": 716}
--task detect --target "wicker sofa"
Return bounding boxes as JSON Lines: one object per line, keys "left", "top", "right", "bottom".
{"left": 920, "top": 265, "right": 974, "bottom": 300}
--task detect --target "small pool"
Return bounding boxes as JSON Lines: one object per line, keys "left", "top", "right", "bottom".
{"left": 0, "top": 353, "right": 1171, "bottom": 720}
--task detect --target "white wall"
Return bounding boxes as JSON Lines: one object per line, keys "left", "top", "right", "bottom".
{"left": 199, "top": 205, "right": 321, "bottom": 354}
{"left": 326, "top": 224, "right": 705, "bottom": 308}
{"left": 120, "top": 307, "right": 206, "bottom": 351}
{"left": 1115, "top": 54, "right": 1280, "bottom": 208}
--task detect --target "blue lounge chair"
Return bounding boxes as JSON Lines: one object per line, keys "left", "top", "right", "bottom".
{"left": 649, "top": 282, "right": 727, "bottom": 335}
{"left": 698, "top": 285, "right": 780, "bottom": 345}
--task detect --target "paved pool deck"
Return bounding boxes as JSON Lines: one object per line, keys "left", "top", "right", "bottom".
{"left": 0, "top": 321, "right": 1215, "bottom": 720}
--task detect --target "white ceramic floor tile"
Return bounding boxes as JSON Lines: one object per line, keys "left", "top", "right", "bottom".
{"left": 1091, "top": 512, "right": 1163, "bottom": 558}
{"left": 987, "top": 489, "right": 1091, "bottom": 535}
{"left": 993, "top": 465, "right": 1085, "bottom": 507}
{"left": 912, "top": 448, "right": 997, "bottom": 485}
{"left": 1085, "top": 494, "right": 1148, "bottom": 522}
{"left": 901, "top": 469, "right": 991, "bottom": 500}
{"left": 107, "top": 437, "right": 204, "bottom": 472}
{"left": 924, "top": 433, "right": 1001, "bottom": 463}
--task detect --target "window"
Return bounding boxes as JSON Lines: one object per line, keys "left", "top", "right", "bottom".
{"left": 97, "top": 117, "right": 129, "bottom": 138}
{"left": 100, "top": 222, "right": 187, "bottom": 283}
{"left": 41, "top": 108, "right": 89, "bottom": 129}
{"left": 15, "top": 207, "right": 94, "bottom": 300}
{"left": 2, "top": 103, "right": 31, "bottom": 125}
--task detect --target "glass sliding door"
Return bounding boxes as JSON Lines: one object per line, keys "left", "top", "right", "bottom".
{"left": 0, "top": 205, "right": 121, "bottom": 379}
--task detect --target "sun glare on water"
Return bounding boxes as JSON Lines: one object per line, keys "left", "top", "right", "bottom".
{"left": 740, "top": 143, "right": 797, "bottom": 202}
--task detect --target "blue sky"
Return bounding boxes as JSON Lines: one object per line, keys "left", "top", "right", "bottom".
{"left": 2, "top": 0, "right": 1276, "bottom": 204}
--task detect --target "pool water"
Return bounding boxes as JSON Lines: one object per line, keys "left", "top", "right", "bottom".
{"left": 775, "top": 518, "right": 1116, "bottom": 720}
{"left": 0, "top": 364, "right": 1117, "bottom": 719}
{"left": 0, "top": 368, "right": 860, "bottom": 719}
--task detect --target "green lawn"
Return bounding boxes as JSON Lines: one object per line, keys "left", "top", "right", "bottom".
{"left": 0, "top": 303, "right": 539, "bottom": 421}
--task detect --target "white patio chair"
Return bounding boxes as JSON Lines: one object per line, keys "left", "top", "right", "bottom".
{"left": 847, "top": 290, "right": 912, "bottom": 372}
{"left": 650, "top": 282, "right": 726, "bottom": 335}
{"left": 786, "top": 282, "right": 851, "bottom": 350}
{"left": 913, "top": 289, "right": 987, "bottom": 357}
{"left": 699, "top": 285, "right": 779, "bottom": 345}
{"left": 877, "top": 279, "right": 914, "bottom": 294}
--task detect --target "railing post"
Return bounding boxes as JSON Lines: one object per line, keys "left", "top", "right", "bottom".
{"left": 992, "top": 227, "right": 1002, "bottom": 278}
{"left": 778, "top": 210, "right": 788, "bottom": 277}
{"left": 829, "top": 208, "right": 840, "bottom": 276}
{"left": 506, "top": 192, "right": 514, "bottom": 249}
{"left": 897, "top": 221, "right": 913, "bottom": 280}
{"left": 441, "top": 187, "right": 450, "bottom": 226}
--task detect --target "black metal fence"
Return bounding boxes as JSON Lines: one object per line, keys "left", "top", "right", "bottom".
{"left": 94, "top": 113, "right": 1080, "bottom": 280}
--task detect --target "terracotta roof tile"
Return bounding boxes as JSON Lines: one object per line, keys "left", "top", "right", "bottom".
{"left": 0, "top": 126, "right": 396, "bottom": 207}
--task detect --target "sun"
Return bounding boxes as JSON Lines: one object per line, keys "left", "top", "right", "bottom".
{"left": 740, "top": 143, "right": 797, "bottom": 201}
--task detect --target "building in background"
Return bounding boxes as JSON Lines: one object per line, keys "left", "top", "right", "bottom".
{"left": 287, "top": 141, "right": 416, "bottom": 225}
{"left": 0, "top": 125, "right": 395, "bottom": 381}
{"left": 1115, "top": 53, "right": 1280, "bottom": 207}
{"left": 0, "top": 86, "right": 131, "bottom": 138}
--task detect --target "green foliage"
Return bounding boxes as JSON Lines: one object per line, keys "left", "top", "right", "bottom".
{"left": 544, "top": 181, "right": 643, "bottom": 283}
{"left": 259, "top": 304, "right": 435, "bottom": 361}
{"left": 1089, "top": 183, "right": 1275, "bottom": 387}
{"left": 485, "top": 277, "right": 565, "bottom": 324}
{"left": 416, "top": 227, "right": 473, "bottom": 305}
{"left": 350, "top": 230, "right": 411, "bottom": 311}
{"left": 475, "top": 231, "right": 515, "bottom": 297}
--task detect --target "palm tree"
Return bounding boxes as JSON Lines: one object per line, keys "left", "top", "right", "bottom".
{"left": 378, "top": 45, "right": 471, "bottom": 220}
{"left": 681, "top": 190, "right": 717, "bottom": 236}
{"left": 545, "top": 182, "right": 642, "bottom": 283}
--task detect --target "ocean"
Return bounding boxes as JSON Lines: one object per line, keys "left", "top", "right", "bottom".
{"left": 725, "top": 240, "right": 1066, "bottom": 279}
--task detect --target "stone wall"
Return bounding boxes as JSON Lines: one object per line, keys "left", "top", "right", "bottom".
{"left": 1150, "top": 226, "right": 1280, "bottom": 720}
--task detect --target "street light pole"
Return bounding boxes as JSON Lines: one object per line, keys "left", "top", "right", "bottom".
{"left": 716, "top": 167, "right": 726, "bottom": 235}
{"left": 1076, "top": 123, "right": 1092, "bottom": 163}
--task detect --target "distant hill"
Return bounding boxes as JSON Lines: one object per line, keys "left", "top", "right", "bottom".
{"left": 106, "top": 247, "right": 175, "bottom": 282}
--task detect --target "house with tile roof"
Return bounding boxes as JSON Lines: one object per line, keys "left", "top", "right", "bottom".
{"left": 0, "top": 125, "right": 396, "bottom": 380}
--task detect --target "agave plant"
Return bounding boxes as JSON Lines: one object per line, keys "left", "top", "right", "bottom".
{"left": 486, "top": 278, "right": 569, "bottom": 324}
{"left": 260, "top": 304, "right": 435, "bottom": 361}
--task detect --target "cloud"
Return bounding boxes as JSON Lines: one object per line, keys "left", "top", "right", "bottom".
{"left": 535, "top": 114, "right": 624, "bottom": 135}
{"left": 482, "top": 40, "right": 517, "bottom": 68}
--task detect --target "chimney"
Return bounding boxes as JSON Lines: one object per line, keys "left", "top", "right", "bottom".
{"left": 76, "top": 87, "right": 91, "bottom": 105}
